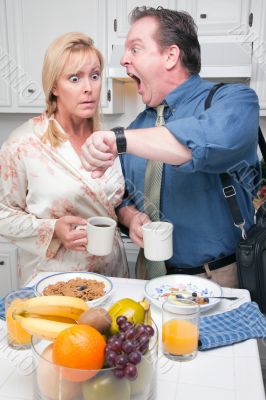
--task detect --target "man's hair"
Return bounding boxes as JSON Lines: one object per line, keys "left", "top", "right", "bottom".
{"left": 130, "top": 6, "right": 201, "bottom": 75}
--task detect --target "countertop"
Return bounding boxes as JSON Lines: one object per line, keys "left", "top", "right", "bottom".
{"left": 0, "top": 273, "right": 265, "bottom": 400}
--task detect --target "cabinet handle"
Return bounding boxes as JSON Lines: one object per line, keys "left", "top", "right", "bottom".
{"left": 28, "top": 88, "right": 35, "bottom": 94}
{"left": 200, "top": 14, "right": 207, "bottom": 19}
{"left": 114, "top": 19, "right": 117, "bottom": 32}
{"left": 0, "top": 261, "right": 4, "bottom": 265}
{"left": 249, "top": 13, "right": 253, "bottom": 27}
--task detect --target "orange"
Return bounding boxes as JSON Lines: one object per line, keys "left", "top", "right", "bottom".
{"left": 53, "top": 324, "right": 106, "bottom": 382}
{"left": 162, "top": 319, "right": 199, "bottom": 355}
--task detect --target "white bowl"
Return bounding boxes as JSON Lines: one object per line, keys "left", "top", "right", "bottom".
{"left": 34, "top": 272, "right": 113, "bottom": 307}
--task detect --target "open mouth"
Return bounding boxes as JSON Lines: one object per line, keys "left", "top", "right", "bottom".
{"left": 128, "top": 73, "right": 141, "bottom": 89}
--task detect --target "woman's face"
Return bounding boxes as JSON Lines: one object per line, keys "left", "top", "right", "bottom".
{"left": 53, "top": 50, "right": 102, "bottom": 120}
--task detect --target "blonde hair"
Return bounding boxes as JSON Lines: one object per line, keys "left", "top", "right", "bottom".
{"left": 41, "top": 32, "right": 104, "bottom": 147}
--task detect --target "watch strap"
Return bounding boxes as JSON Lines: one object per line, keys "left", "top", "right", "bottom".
{"left": 111, "top": 126, "right": 127, "bottom": 154}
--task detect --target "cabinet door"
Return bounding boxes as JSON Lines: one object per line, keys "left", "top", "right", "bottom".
{"left": 189, "top": 0, "right": 251, "bottom": 35}
{"left": 0, "top": 243, "right": 18, "bottom": 297}
{"left": 108, "top": 0, "right": 251, "bottom": 47}
{"left": 250, "top": 0, "right": 266, "bottom": 115}
{"left": 107, "top": 0, "right": 177, "bottom": 49}
{"left": 10, "top": 0, "right": 100, "bottom": 111}
{"left": 0, "top": 0, "right": 12, "bottom": 108}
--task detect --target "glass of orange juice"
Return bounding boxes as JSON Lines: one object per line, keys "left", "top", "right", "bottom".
{"left": 162, "top": 298, "right": 200, "bottom": 361}
{"left": 5, "top": 289, "right": 35, "bottom": 349}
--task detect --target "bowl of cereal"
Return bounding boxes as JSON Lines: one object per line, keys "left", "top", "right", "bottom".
{"left": 34, "top": 272, "right": 114, "bottom": 307}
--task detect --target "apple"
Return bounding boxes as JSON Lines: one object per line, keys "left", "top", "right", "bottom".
{"left": 108, "top": 298, "right": 145, "bottom": 335}
{"left": 130, "top": 350, "right": 155, "bottom": 396}
{"left": 36, "top": 344, "right": 80, "bottom": 400}
{"left": 82, "top": 371, "right": 130, "bottom": 400}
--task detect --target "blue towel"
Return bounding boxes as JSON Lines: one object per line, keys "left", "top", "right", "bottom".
{"left": 0, "top": 287, "right": 35, "bottom": 320}
{"left": 199, "top": 301, "right": 266, "bottom": 350}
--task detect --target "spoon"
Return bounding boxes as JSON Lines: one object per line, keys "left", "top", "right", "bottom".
{"left": 175, "top": 294, "right": 238, "bottom": 301}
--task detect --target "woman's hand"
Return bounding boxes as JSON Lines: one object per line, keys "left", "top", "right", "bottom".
{"left": 80, "top": 131, "right": 117, "bottom": 178}
{"left": 54, "top": 216, "right": 88, "bottom": 251}
{"left": 129, "top": 212, "right": 151, "bottom": 248}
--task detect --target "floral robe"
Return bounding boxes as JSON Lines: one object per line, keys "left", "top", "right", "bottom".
{"left": 0, "top": 114, "right": 128, "bottom": 285}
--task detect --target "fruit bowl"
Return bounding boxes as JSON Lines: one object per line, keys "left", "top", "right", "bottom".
{"left": 31, "top": 321, "right": 158, "bottom": 400}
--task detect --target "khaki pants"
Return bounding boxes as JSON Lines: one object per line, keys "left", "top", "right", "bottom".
{"left": 197, "top": 262, "right": 239, "bottom": 288}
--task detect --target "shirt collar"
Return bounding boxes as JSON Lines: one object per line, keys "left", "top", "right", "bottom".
{"left": 146, "top": 74, "right": 201, "bottom": 116}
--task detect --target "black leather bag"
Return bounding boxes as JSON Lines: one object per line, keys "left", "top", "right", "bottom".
{"left": 236, "top": 224, "right": 266, "bottom": 312}
{"left": 236, "top": 206, "right": 266, "bottom": 313}
{"left": 205, "top": 84, "right": 266, "bottom": 312}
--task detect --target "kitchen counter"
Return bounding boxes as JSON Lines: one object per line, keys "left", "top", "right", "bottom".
{"left": 0, "top": 273, "right": 265, "bottom": 400}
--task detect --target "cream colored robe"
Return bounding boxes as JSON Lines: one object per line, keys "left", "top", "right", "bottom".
{"left": 0, "top": 115, "right": 128, "bottom": 285}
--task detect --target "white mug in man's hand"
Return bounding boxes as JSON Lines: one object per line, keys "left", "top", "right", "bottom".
{"left": 142, "top": 221, "right": 173, "bottom": 261}
{"left": 77, "top": 216, "right": 117, "bottom": 256}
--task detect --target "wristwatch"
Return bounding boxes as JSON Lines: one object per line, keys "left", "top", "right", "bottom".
{"left": 111, "top": 126, "right": 127, "bottom": 154}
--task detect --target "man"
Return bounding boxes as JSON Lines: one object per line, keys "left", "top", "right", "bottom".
{"left": 81, "top": 6, "right": 260, "bottom": 287}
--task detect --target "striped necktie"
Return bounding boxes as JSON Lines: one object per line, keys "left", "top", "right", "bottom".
{"left": 142, "top": 104, "right": 167, "bottom": 278}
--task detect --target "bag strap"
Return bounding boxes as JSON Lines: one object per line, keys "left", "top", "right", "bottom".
{"left": 204, "top": 82, "right": 225, "bottom": 109}
{"left": 258, "top": 126, "right": 266, "bottom": 162}
{"left": 204, "top": 83, "right": 252, "bottom": 239}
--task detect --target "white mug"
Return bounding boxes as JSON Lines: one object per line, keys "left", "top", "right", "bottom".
{"left": 77, "top": 216, "right": 117, "bottom": 256}
{"left": 142, "top": 221, "right": 173, "bottom": 261}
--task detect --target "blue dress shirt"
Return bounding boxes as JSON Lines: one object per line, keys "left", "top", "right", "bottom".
{"left": 119, "top": 75, "right": 260, "bottom": 268}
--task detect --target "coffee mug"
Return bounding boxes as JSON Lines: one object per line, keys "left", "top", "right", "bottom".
{"left": 142, "top": 221, "right": 173, "bottom": 261}
{"left": 77, "top": 216, "right": 117, "bottom": 256}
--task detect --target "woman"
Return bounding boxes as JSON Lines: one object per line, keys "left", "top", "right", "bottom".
{"left": 0, "top": 32, "right": 128, "bottom": 285}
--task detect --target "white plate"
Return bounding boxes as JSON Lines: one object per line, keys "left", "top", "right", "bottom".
{"left": 144, "top": 275, "right": 223, "bottom": 311}
{"left": 34, "top": 272, "right": 113, "bottom": 307}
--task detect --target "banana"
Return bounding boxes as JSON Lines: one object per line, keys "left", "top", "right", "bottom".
{"left": 32, "top": 315, "right": 77, "bottom": 324}
{"left": 14, "top": 314, "right": 76, "bottom": 341}
{"left": 13, "top": 295, "right": 88, "bottom": 321}
{"left": 139, "top": 298, "right": 152, "bottom": 325}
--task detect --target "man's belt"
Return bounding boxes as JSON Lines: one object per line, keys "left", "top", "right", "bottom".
{"left": 166, "top": 254, "right": 236, "bottom": 275}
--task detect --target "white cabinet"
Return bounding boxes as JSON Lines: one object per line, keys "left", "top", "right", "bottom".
{"left": 186, "top": 0, "right": 251, "bottom": 35}
{"left": 0, "top": 0, "right": 12, "bottom": 109}
{"left": 107, "top": 0, "right": 176, "bottom": 50}
{"left": 107, "top": 0, "right": 251, "bottom": 50}
{"left": 0, "top": 240, "right": 18, "bottom": 297}
{"left": 0, "top": 0, "right": 124, "bottom": 114}
{"left": 250, "top": 0, "right": 266, "bottom": 116}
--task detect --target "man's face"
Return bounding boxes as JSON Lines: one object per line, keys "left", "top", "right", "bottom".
{"left": 121, "top": 17, "right": 169, "bottom": 107}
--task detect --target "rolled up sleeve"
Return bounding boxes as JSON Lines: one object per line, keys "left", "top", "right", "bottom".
{"left": 165, "top": 84, "right": 260, "bottom": 173}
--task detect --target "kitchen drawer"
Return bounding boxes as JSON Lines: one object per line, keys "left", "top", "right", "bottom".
{"left": 0, "top": 243, "right": 18, "bottom": 297}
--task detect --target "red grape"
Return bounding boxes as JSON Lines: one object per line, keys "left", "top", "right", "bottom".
{"left": 128, "top": 351, "right": 142, "bottom": 365}
{"left": 106, "top": 350, "right": 117, "bottom": 367}
{"left": 109, "top": 338, "right": 122, "bottom": 352}
{"left": 144, "top": 325, "right": 155, "bottom": 337}
{"left": 114, "top": 368, "right": 125, "bottom": 379}
{"left": 122, "top": 339, "right": 135, "bottom": 354}
{"left": 116, "top": 315, "right": 127, "bottom": 327}
{"left": 124, "top": 363, "right": 138, "bottom": 380}
{"left": 115, "top": 354, "right": 129, "bottom": 367}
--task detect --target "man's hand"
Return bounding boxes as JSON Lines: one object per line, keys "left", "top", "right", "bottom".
{"left": 54, "top": 216, "right": 88, "bottom": 251}
{"left": 129, "top": 211, "right": 151, "bottom": 248}
{"left": 80, "top": 131, "right": 118, "bottom": 178}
